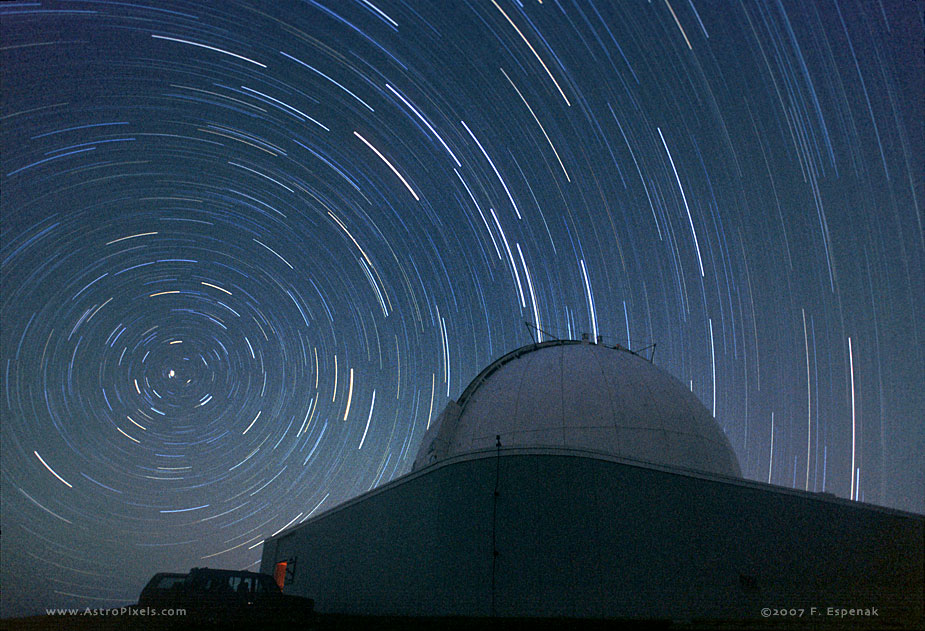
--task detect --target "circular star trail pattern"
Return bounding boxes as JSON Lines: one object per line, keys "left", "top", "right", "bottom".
{"left": 1, "top": 0, "right": 922, "bottom": 614}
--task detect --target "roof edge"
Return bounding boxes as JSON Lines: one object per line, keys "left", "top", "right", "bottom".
{"left": 267, "top": 447, "right": 923, "bottom": 542}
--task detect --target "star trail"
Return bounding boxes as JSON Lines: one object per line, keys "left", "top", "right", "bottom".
{"left": 1, "top": 0, "right": 922, "bottom": 617}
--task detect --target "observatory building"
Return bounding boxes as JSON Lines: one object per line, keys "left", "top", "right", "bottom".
{"left": 261, "top": 339, "right": 923, "bottom": 626}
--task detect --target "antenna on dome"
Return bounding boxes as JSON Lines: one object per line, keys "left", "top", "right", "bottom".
{"left": 524, "top": 321, "right": 559, "bottom": 345}
{"left": 635, "top": 342, "right": 657, "bottom": 362}
{"left": 584, "top": 329, "right": 658, "bottom": 363}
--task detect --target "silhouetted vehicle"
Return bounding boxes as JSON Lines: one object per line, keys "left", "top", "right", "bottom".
{"left": 138, "top": 572, "right": 187, "bottom": 609}
{"left": 138, "top": 567, "right": 314, "bottom": 625}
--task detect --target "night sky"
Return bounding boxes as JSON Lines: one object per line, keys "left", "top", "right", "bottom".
{"left": 1, "top": 0, "right": 922, "bottom": 617}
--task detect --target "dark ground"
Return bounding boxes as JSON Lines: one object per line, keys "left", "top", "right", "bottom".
{"left": 0, "top": 613, "right": 914, "bottom": 631}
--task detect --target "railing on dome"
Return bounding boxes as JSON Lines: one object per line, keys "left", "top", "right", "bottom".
{"left": 455, "top": 326, "right": 656, "bottom": 412}
{"left": 455, "top": 338, "right": 581, "bottom": 409}
{"left": 523, "top": 321, "right": 656, "bottom": 360}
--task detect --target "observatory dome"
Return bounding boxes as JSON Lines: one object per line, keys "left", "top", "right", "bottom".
{"left": 413, "top": 340, "right": 741, "bottom": 478}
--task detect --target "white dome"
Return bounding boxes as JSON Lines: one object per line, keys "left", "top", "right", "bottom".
{"left": 413, "top": 340, "right": 741, "bottom": 478}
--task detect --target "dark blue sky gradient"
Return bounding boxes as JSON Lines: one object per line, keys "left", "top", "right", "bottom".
{"left": 2, "top": 0, "right": 922, "bottom": 617}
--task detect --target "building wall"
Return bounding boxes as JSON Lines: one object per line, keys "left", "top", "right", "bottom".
{"left": 261, "top": 451, "right": 923, "bottom": 626}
